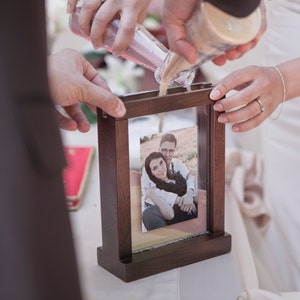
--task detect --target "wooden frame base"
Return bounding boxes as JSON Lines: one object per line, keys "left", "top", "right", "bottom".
{"left": 98, "top": 232, "right": 231, "bottom": 282}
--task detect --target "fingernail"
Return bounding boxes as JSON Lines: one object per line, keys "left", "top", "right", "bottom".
{"left": 210, "top": 89, "right": 221, "bottom": 99}
{"left": 112, "top": 50, "right": 121, "bottom": 57}
{"left": 218, "top": 115, "right": 228, "bottom": 123}
{"left": 115, "top": 102, "right": 126, "bottom": 117}
{"left": 92, "top": 42, "right": 100, "bottom": 50}
{"left": 213, "top": 103, "right": 223, "bottom": 111}
{"left": 232, "top": 126, "right": 240, "bottom": 132}
{"left": 80, "top": 30, "right": 88, "bottom": 39}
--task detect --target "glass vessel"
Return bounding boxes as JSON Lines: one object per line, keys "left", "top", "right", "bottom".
{"left": 69, "top": 7, "right": 195, "bottom": 88}
{"left": 155, "top": 1, "right": 261, "bottom": 95}
{"left": 70, "top": 2, "right": 261, "bottom": 93}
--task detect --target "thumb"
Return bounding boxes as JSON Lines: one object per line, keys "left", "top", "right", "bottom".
{"left": 84, "top": 74, "right": 126, "bottom": 118}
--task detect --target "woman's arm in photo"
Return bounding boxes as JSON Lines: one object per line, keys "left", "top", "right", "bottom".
{"left": 144, "top": 187, "right": 175, "bottom": 220}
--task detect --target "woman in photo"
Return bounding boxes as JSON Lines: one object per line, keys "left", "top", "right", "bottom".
{"left": 143, "top": 151, "right": 197, "bottom": 231}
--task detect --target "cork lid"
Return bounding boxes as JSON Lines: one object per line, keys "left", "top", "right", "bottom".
{"left": 206, "top": 0, "right": 260, "bottom": 18}
{"left": 203, "top": 2, "right": 261, "bottom": 44}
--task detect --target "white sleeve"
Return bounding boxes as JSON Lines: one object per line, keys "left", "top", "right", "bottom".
{"left": 171, "top": 158, "right": 189, "bottom": 178}
{"left": 186, "top": 173, "right": 196, "bottom": 195}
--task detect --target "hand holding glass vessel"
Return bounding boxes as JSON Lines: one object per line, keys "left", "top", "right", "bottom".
{"left": 69, "top": 1, "right": 261, "bottom": 95}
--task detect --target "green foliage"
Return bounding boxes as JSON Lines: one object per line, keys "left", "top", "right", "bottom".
{"left": 186, "top": 151, "right": 197, "bottom": 162}
{"left": 80, "top": 103, "right": 97, "bottom": 124}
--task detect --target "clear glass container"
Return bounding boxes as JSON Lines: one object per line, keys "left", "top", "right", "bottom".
{"left": 69, "top": 7, "right": 195, "bottom": 88}
{"left": 70, "top": 2, "right": 261, "bottom": 94}
{"left": 155, "top": 1, "right": 262, "bottom": 95}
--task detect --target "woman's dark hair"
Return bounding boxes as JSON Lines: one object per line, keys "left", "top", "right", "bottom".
{"left": 145, "top": 152, "right": 169, "bottom": 182}
{"left": 145, "top": 152, "right": 187, "bottom": 196}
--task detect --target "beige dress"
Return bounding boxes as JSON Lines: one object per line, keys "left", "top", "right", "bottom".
{"left": 260, "top": 0, "right": 300, "bottom": 292}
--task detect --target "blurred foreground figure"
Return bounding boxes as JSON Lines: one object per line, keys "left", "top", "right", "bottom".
{"left": 0, "top": 1, "right": 82, "bottom": 299}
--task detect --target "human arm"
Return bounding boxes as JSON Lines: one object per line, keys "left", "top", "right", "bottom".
{"left": 48, "top": 48, "right": 125, "bottom": 132}
{"left": 67, "top": 0, "right": 150, "bottom": 55}
{"left": 179, "top": 174, "right": 197, "bottom": 214}
{"left": 171, "top": 159, "right": 196, "bottom": 213}
{"left": 210, "top": 58, "right": 300, "bottom": 132}
{"left": 178, "top": 188, "right": 197, "bottom": 214}
{"left": 162, "top": 0, "right": 265, "bottom": 66}
{"left": 144, "top": 187, "right": 175, "bottom": 220}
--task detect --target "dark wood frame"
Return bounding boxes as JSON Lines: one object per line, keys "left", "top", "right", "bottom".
{"left": 97, "top": 83, "right": 231, "bottom": 282}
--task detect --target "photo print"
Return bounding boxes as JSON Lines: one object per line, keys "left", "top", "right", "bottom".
{"left": 140, "top": 126, "right": 198, "bottom": 232}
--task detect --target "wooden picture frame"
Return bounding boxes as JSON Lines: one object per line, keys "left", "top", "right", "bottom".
{"left": 97, "top": 83, "right": 231, "bottom": 282}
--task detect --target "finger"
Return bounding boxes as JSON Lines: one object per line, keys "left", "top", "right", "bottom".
{"left": 192, "top": 204, "right": 197, "bottom": 214}
{"left": 64, "top": 104, "right": 91, "bottom": 133}
{"left": 190, "top": 205, "right": 196, "bottom": 214}
{"left": 182, "top": 204, "right": 191, "bottom": 212}
{"left": 217, "top": 99, "right": 265, "bottom": 128}
{"left": 164, "top": 23, "right": 197, "bottom": 63}
{"left": 185, "top": 206, "right": 191, "bottom": 214}
{"left": 112, "top": 10, "right": 137, "bottom": 55}
{"left": 67, "top": 0, "right": 78, "bottom": 13}
{"left": 187, "top": 205, "right": 194, "bottom": 213}
{"left": 231, "top": 112, "right": 267, "bottom": 132}
{"left": 86, "top": 103, "right": 97, "bottom": 114}
{"left": 136, "top": 1, "right": 150, "bottom": 23}
{"left": 212, "top": 54, "right": 227, "bottom": 66}
{"left": 90, "top": 2, "right": 117, "bottom": 49}
{"left": 55, "top": 110, "right": 78, "bottom": 131}
{"left": 167, "top": 30, "right": 197, "bottom": 63}
{"left": 224, "top": 48, "right": 243, "bottom": 61}
{"left": 210, "top": 67, "right": 260, "bottom": 101}
{"left": 180, "top": 203, "right": 186, "bottom": 210}
{"left": 84, "top": 74, "right": 126, "bottom": 117}
{"left": 180, "top": 205, "right": 187, "bottom": 212}
{"left": 236, "top": 40, "right": 257, "bottom": 53}
{"left": 173, "top": 40, "right": 197, "bottom": 64}
{"left": 79, "top": 0, "right": 102, "bottom": 37}
{"left": 213, "top": 85, "right": 261, "bottom": 113}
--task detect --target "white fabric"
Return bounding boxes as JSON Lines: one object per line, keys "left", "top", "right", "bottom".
{"left": 225, "top": 148, "right": 300, "bottom": 299}
{"left": 239, "top": 290, "right": 300, "bottom": 300}
{"left": 225, "top": 146, "right": 274, "bottom": 290}
{"left": 225, "top": 149, "right": 270, "bottom": 294}
{"left": 238, "top": 289, "right": 282, "bottom": 300}
{"left": 259, "top": 0, "right": 300, "bottom": 292}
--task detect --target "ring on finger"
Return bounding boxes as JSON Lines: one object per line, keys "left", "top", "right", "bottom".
{"left": 256, "top": 99, "right": 265, "bottom": 113}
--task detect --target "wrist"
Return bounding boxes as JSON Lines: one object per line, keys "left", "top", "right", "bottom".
{"left": 187, "top": 188, "right": 194, "bottom": 195}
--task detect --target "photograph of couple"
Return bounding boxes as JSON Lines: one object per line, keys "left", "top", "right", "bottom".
{"left": 140, "top": 127, "right": 200, "bottom": 232}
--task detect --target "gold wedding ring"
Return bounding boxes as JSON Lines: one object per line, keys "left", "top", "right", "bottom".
{"left": 256, "top": 99, "right": 265, "bottom": 112}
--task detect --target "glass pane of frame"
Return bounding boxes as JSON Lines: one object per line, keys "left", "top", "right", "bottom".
{"left": 97, "top": 83, "right": 230, "bottom": 282}
{"left": 129, "top": 108, "right": 208, "bottom": 253}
